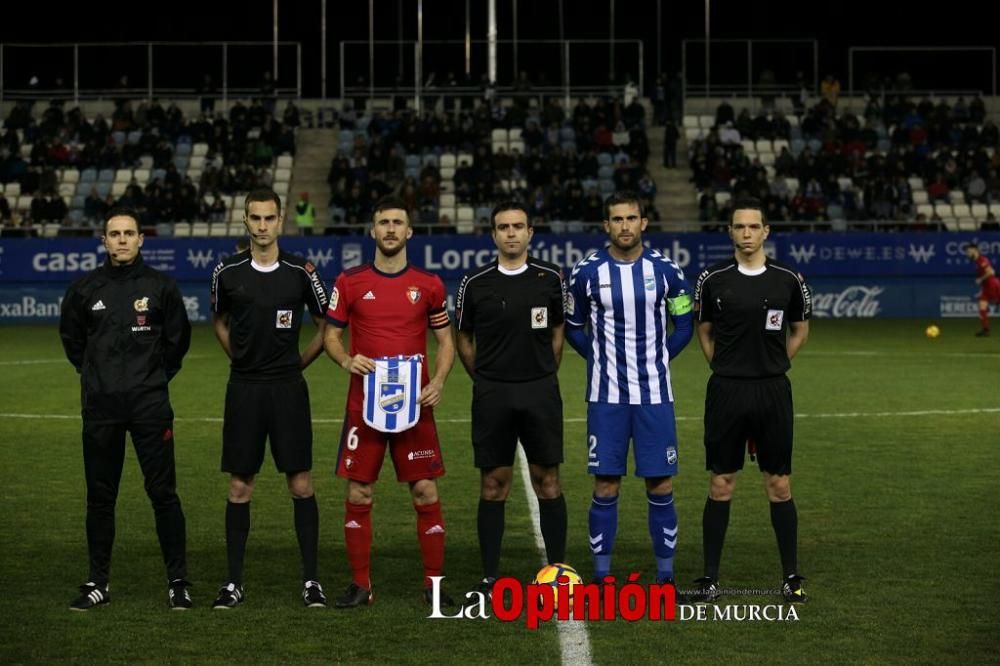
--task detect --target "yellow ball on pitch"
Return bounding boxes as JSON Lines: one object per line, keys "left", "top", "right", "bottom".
{"left": 533, "top": 563, "right": 583, "bottom": 609}
{"left": 925, "top": 324, "right": 941, "bottom": 338}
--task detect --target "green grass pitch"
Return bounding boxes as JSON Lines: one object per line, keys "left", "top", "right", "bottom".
{"left": 0, "top": 320, "right": 997, "bottom": 664}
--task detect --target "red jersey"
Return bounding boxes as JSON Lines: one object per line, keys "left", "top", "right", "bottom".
{"left": 327, "top": 263, "right": 450, "bottom": 411}
{"left": 975, "top": 255, "right": 999, "bottom": 285}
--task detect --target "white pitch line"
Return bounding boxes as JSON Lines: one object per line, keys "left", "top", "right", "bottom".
{"left": 0, "top": 359, "right": 66, "bottom": 366}
{"left": 2, "top": 407, "right": 999, "bottom": 424}
{"left": 515, "top": 443, "right": 593, "bottom": 666}
{"left": 806, "top": 350, "right": 1000, "bottom": 359}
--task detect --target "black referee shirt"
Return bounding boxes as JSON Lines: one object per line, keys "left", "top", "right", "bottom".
{"left": 211, "top": 250, "right": 330, "bottom": 382}
{"left": 694, "top": 257, "right": 811, "bottom": 378}
{"left": 456, "top": 258, "right": 567, "bottom": 382}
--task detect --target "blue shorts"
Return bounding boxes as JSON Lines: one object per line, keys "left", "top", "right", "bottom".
{"left": 586, "top": 402, "right": 679, "bottom": 478}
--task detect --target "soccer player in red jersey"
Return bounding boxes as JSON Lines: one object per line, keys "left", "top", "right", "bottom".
{"left": 324, "top": 195, "right": 456, "bottom": 608}
{"left": 965, "top": 242, "right": 1000, "bottom": 337}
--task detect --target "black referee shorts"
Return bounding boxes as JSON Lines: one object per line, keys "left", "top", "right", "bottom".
{"left": 222, "top": 378, "right": 313, "bottom": 475}
{"left": 703, "top": 374, "right": 794, "bottom": 475}
{"left": 471, "top": 374, "right": 563, "bottom": 469}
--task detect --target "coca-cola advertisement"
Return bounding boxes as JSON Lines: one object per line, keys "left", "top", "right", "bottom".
{"left": 810, "top": 286, "right": 884, "bottom": 318}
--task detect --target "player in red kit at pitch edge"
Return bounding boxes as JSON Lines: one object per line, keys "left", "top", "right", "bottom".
{"left": 965, "top": 242, "right": 1000, "bottom": 336}
{"left": 324, "top": 195, "right": 457, "bottom": 609}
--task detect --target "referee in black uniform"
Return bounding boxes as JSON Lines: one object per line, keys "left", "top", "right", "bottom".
{"left": 59, "top": 208, "right": 192, "bottom": 610}
{"left": 456, "top": 201, "right": 568, "bottom": 597}
{"left": 210, "top": 188, "right": 331, "bottom": 609}
{"left": 692, "top": 197, "right": 811, "bottom": 604}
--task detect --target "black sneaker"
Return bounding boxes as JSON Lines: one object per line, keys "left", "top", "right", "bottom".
{"left": 781, "top": 574, "right": 808, "bottom": 603}
{"left": 302, "top": 580, "right": 327, "bottom": 608}
{"left": 168, "top": 579, "right": 192, "bottom": 610}
{"left": 334, "top": 582, "right": 373, "bottom": 609}
{"left": 975, "top": 329, "right": 990, "bottom": 337}
{"left": 467, "top": 577, "right": 496, "bottom": 603}
{"left": 212, "top": 582, "right": 245, "bottom": 609}
{"left": 424, "top": 586, "right": 456, "bottom": 608}
{"left": 690, "top": 576, "right": 721, "bottom": 604}
{"left": 70, "top": 582, "right": 109, "bottom": 611}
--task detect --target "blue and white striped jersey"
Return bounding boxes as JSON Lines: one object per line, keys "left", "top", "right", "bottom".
{"left": 566, "top": 247, "right": 693, "bottom": 404}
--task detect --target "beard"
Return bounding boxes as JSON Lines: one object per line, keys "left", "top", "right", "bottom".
{"left": 611, "top": 233, "right": 641, "bottom": 252}
{"left": 376, "top": 237, "right": 406, "bottom": 257}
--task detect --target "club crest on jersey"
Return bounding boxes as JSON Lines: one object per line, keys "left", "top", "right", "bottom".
{"left": 766, "top": 309, "right": 784, "bottom": 330}
{"left": 276, "top": 309, "right": 293, "bottom": 328}
{"left": 644, "top": 276, "right": 656, "bottom": 291}
{"left": 133, "top": 297, "right": 149, "bottom": 312}
{"left": 407, "top": 286, "right": 421, "bottom": 304}
{"left": 531, "top": 306, "right": 548, "bottom": 329}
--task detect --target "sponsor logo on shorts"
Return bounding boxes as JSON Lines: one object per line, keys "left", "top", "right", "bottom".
{"left": 666, "top": 447, "right": 678, "bottom": 465}
{"left": 408, "top": 449, "right": 435, "bottom": 461}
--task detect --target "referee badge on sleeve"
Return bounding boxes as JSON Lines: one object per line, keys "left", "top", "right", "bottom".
{"left": 765, "top": 309, "right": 784, "bottom": 330}
{"left": 531, "top": 306, "right": 548, "bottom": 329}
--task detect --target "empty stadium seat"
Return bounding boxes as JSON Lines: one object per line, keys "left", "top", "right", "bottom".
{"left": 438, "top": 207, "right": 456, "bottom": 225}
{"left": 273, "top": 168, "right": 291, "bottom": 183}
{"left": 740, "top": 139, "right": 756, "bottom": 154}
{"left": 440, "top": 167, "right": 455, "bottom": 180}
{"left": 58, "top": 183, "right": 76, "bottom": 198}
{"left": 276, "top": 154, "right": 294, "bottom": 169}
{"left": 907, "top": 176, "right": 925, "bottom": 191}
{"left": 952, "top": 204, "right": 971, "bottom": 218}
{"left": 173, "top": 223, "right": 192, "bottom": 237}
{"left": 188, "top": 155, "right": 206, "bottom": 170}
{"left": 912, "top": 190, "right": 929, "bottom": 205}
{"left": 191, "top": 143, "right": 209, "bottom": 157}
{"left": 439, "top": 180, "right": 454, "bottom": 194}
{"left": 210, "top": 223, "right": 228, "bottom": 237}
{"left": 138, "top": 155, "right": 154, "bottom": 169}
{"left": 508, "top": 127, "right": 523, "bottom": 142}
{"left": 439, "top": 193, "right": 456, "bottom": 209}
{"left": 62, "top": 169, "right": 80, "bottom": 184}
{"left": 133, "top": 169, "right": 150, "bottom": 184}
{"left": 956, "top": 218, "right": 977, "bottom": 232}
{"left": 79, "top": 169, "right": 97, "bottom": 184}
{"left": 440, "top": 153, "right": 457, "bottom": 169}
{"left": 970, "top": 203, "right": 989, "bottom": 220}
{"left": 111, "top": 182, "right": 128, "bottom": 197}
{"left": 934, "top": 203, "right": 953, "bottom": 218}
{"left": 98, "top": 169, "right": 115, "bottom": 182}
{"left": 837, "top": 177, "right": 854, "bottom": 191}
{"left": 230, "top": 208, "right": 244, "bottom": 223}
{"left": 755, "top": 140, "right": 773, "bottom": 153}
{"left": 5, "top": 182, "right": 22, "bottom": 198}
{"left": 508, "top": 140, "right": 525, "bottom": 154}
{"left": 191, "top": 222, "right": 210, "bottom": 237}
{"left": 698, "top": 115, "right": 714, "bottom": 129}
{"left": 916, "top": 203, "right": 935, "bottom": 218}
{"left": 785, "top": 177, "right": 800, "bottom": 194}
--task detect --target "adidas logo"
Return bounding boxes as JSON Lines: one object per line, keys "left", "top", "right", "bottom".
{"left": 424, "top": 524, "right": 445, "bottom": 535}
{"left": 363, "top": 291, "right": 376, "bottom": 300}
{"left": 345, "top": 520, "right": 362, "bottom": 529}
{"left": 91, "top": 300, "right": 106, "bottom": 311}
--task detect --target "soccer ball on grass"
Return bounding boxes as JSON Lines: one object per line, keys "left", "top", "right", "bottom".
{"left": 532, "top": 563, "right": 583, "bottom": 609}
{"left": 925, "top": 324, "right": 941, "bottom": 338}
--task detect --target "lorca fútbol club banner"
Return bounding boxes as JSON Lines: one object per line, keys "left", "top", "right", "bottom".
{"left": 1, "top": 233, "right": 997, "bottom": 322}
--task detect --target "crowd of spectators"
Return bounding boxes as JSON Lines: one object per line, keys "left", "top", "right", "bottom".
{"left": 690, "top": 92, "right": 999, "bottom": 230}
{"left": 1, "top": 96, "right": 299, "bottom": 232}
{"left": 326, "top": 88, "right": 657, "bottom": 233}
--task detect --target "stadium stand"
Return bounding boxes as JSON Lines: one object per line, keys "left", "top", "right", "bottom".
{"left": 326, "top": 94, "right": 655, "bottom": 234}
{"left": 686, "top": 93, "right": 999, "bottom": 231}
{"left": 0, "top": 97, "right": 297, "bottom": 236}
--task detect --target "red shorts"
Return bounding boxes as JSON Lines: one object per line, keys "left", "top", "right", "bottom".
{"left": 978, "top": 279, "right": 1000, "bottom": 304}
{"left": 335, "top": 410, "right": 445, "bottom": 483}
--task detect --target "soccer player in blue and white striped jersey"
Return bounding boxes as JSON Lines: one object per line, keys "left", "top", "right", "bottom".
{"left": 566, "top": 191, "right": 694, "bottom": 586}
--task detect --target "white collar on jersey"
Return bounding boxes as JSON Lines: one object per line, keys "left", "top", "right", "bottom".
{"left": 497, "top": 263, "right": 529, "bottom": 276}
{"left": 251, "top": 258, "right": 280, "bottom": 273}
{"left": 737, "top": 264, "right": 767, "bottom": 276}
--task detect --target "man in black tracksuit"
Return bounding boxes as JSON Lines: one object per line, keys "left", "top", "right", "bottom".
{"left": 59, "top": 208, "right": 192, "bottom": 611}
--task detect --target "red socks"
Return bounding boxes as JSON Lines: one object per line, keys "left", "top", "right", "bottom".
{"left": 415, "top": 501, "right": 446, "bottom": 588}
{"left": 980, "top": 307, "right": 990, "bottom": 331}
{"left": 344, "top": 500, "right": 372, "bottom": 588}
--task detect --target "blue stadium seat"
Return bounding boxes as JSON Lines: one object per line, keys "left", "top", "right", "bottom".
{"left": 405, "top": 154, "right": 421, "bottom": 168}
{"left": 80, "top": 168, "right": 97, "bottom": 184}
{"left": 422, "top": 153, "right": 440, "bottom": 167}
{"left": 174, "top": 143, "right": 192, "bottom": 157}
{"left": 127, "top": 130, "right": 142, "bottom": 145}
{"left": 71, "top": 194, "right": 86, "bottom": 210}
{"left": 151, "top": 168, "right": 166, "bottom": 183}
{"left": 95, "top": 182, "right": 112, "bottom": 197}
{"left": 173, "top": 156, "right": 189, "bottom": 171}
{"left": 111, "top": 131, "right": 126, "bottom": 146}
{"left": 597, "top": 153, "right": 613, "bottom": 167}
{"left": 98, "top": 169, "right": 114, "bottom": 182}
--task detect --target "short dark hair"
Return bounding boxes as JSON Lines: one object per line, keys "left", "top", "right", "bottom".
{"left": 103, "top": 207, "right": 141, "bottom": 234}
{"left": 489, "top": 201, "right": 531, "bottom": 230}
{"left": 244, "top": 188, "right": 282, "bottom": 215}
{"left": 603, "top": 191, "right": 645, "bottom": 220}
{"left": 964, "top": 242, "right": 980, "bottom": 251}
{"left": 730, "top": 197, "right": 768, "bottom": 225}
{"left": 371, "top": 194, "right": 411, "bottom": 223}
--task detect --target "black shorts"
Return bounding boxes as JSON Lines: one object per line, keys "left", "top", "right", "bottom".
{"left": 222, "top": 378, "right": 313, "bottom": 475}
{"left": 703, "top": 374, "right": 793, "bottom": 475}
{"left": 471, "top": 374, "right": 563, "bottom": 469}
